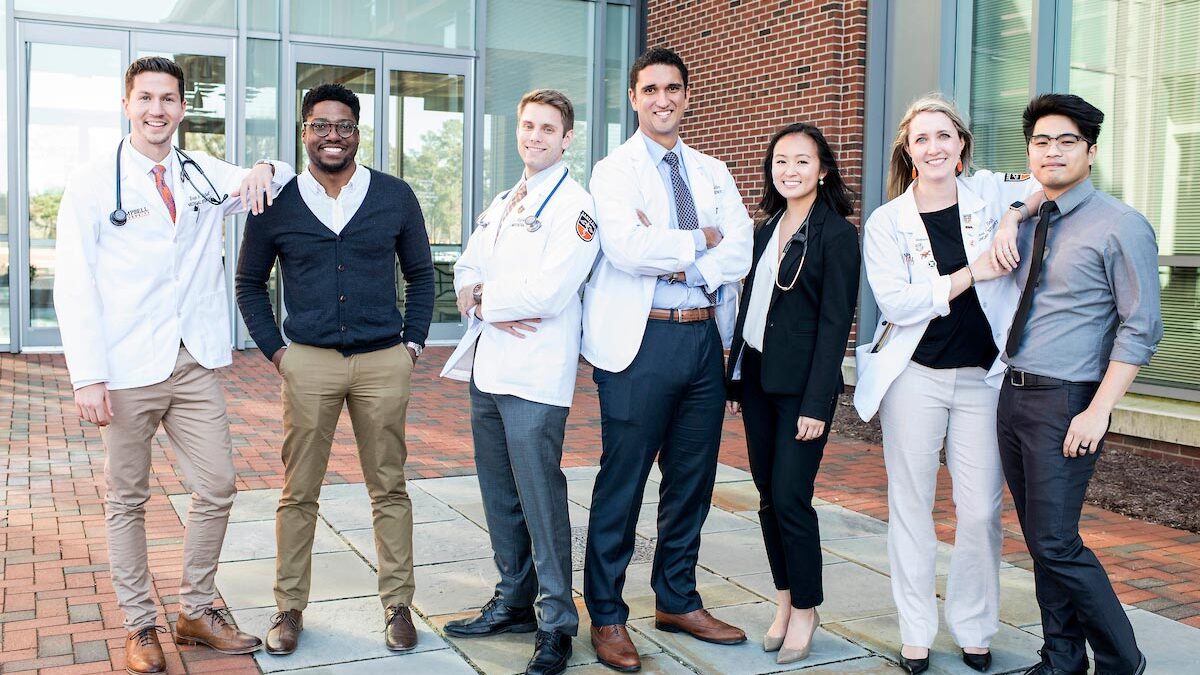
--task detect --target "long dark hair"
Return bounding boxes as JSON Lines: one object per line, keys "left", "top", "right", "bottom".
{"left": 756, "top": 123, "right": 854, "bottom": 227}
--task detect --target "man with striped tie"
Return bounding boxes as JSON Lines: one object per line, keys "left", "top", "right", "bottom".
{"left": 580, "top": 47, "right": 753, "bottom": 672}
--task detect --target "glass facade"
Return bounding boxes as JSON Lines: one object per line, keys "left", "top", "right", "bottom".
{"left": 2, "top": 0, "right": 634, "bottom": 351}
{"left": 968, "top": 0, "right": 1032, "bottom": 173}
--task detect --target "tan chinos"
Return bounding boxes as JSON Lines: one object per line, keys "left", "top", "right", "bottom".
{"left": 275, "top": 343, "right": 415, "bottom": 611}
{"left": 102, "top": 347, "right": 237, "bottom": 630}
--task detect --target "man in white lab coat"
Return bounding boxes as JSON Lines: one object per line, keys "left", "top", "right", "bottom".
{"left": 53, "top": 56, "right": 293, "bottom": 674}
{"left": 441, "top": 89, "right": 598, "bottom": 675}
{"left": 580, "top": 47, "right": 753, "bottom": 672}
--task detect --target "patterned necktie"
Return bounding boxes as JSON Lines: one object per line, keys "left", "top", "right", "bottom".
{"left": 151, "top": 164, "right": 177, "bottom": 223}
{"left": 663, "top": 151, "right": 716, "bottom": 304}
{"left": 1006, "top": 200, "right": 1057, "bottom": 357}
{"left": 495, "top": 181, "right": 527, "bottom": 243}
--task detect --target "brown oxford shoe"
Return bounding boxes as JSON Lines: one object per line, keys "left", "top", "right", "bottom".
{"left": 174, "top": 607, "right": 263, "bottom": 654}
{"left": 124, "top": 626, "right": 167, "bottom": 674}
{"left": 590, "top": 624, "right": 641, "bottom": 672}
{"left": 654, "top": 608, "right": 746, "bottom": 645}
{"left": 265, "top": 609, "right": 303, "bottom": 655}
{"left": 385, "top": 604, "right": 418, "bottom": 651}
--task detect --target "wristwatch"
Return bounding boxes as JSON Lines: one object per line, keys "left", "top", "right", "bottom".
{"left": 471, "top": 283, "right": 483, "bottom": 303}
{"left": 405, "top": 341, "right": 423, "bottom": 358}
{"left": 1008, "top": 200, "right": 1030, "bottom": 220}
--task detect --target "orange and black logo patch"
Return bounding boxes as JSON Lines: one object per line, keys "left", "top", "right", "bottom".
{"left": 576, "top": 211, "right": 597, "bottom": 242}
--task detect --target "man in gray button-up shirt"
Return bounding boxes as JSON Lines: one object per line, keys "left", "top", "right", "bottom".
{"left": 998, "top": 94, "right": 1158, "bottom": 675}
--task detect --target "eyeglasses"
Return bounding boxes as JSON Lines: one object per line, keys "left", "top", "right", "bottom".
{"left": 1028, "top": 133, "right": 1087, "bottom": 151}
{"left": 303, "top": 120, "right": 359, "bottom": 138}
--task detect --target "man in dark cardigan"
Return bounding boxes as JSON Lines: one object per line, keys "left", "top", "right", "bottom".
{"left": 235, "top": 83, "right": 434, "bottom": 656}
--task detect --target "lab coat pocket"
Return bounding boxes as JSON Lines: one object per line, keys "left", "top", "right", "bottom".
{"left": 191, "top": 290, "right": 232, "bottom": 362}
{"left": 102, "top": 311, "right": 156, "bottom": 376}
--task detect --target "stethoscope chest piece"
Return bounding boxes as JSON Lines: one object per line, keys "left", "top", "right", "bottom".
{"left": 110, "top": 208, "right": 128, "bottom": 226}
{"left": 521, "top": 216, "right": 542, "bottom": 232}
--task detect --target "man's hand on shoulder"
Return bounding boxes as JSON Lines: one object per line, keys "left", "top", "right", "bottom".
{"left": 75, "top": 383, "right": 113, "bottom": 427}
{"left": 234, "top": 162, "right": 277, "bottom": 215}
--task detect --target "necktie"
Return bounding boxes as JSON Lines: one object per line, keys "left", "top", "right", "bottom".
{"left": 663, "top": 151, "right": 717, "bottom": 304}
{"left": 1006, "top": 200, "right": 1057, "bottom": 357}
{"left": 495, "top": 181, "right": 527, "bottom": 243}
{"left": 151, "top": 164, "right": 177, "bottom": 223}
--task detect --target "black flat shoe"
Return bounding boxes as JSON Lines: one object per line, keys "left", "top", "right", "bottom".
{"left": 444, "top": 594, "right": 537, "bottom": 638}
{"left": 525, "top": 629, "right": 572, "bottom": 675}
{"left": 900, "top": 655, "right": 929, "bottom": 674}
{"left": 962, "top": 649, "right": 992, "bottom": 672}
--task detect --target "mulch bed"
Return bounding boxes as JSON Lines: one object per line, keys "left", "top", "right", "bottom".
{"left": 829, "top": 398, "right": 1200, "bottom": 534}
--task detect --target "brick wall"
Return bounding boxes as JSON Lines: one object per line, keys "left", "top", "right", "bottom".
{"left": 645, "top": 0, "right": 869, "bottom": 345}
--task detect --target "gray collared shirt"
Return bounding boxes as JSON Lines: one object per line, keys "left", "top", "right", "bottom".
{"left": 1004, "top": 178, "right": 1162, "bottom": 382}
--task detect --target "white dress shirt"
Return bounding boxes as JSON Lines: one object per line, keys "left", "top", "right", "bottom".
{"left": 742, "top": 222, "right": 782, "bottom": 352}
{"left": 296, "top": 163, "right": 371, "bottom": 235}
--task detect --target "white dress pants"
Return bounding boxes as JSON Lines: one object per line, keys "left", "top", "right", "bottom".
{"left": 879, "top": 362, "right": 1003, "bottom": 649}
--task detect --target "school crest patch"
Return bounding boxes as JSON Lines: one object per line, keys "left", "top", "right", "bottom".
{"left": 1004, "top": 172, "right": 1031, "bottom": 182}
{"left": 576, "top": 211, "right": 597, "bottom": 242}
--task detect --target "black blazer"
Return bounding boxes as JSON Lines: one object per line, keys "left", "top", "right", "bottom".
{"left": 725, "top": 198, "right": 861, "bottom": 422}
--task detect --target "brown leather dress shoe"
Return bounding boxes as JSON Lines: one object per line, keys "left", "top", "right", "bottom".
{"left": 125, "top": 626, "right": 168, "bottom": 674}
{"left": 590, "top": 624, "right": 641, "bottom": 672}
{"left": 385, "top": 605, "right": 418, "bottom": 651}
{"left": 174, "top": 607, "right": 263, "bottom": 654}
{"left": 654, "top": 608, "right": 746, "bottom": 645}
{"left": 265, "top": 609, "right": 303, "bottom": 655}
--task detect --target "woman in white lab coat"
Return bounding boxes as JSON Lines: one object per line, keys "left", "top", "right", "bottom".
{"left": 854, "top": 94, "right": 1041, "bottom": 674}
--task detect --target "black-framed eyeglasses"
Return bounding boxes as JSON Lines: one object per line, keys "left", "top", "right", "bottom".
{"left": 303, "top": 120, "right": 359, "bottom": 138}
{"left": 1028, "top": 133, "right": 1087, "bottom": 151}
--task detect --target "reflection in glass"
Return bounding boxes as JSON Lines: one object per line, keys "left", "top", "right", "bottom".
{"left": 483, "top": 0, "right": 595, "bottom": 201}
{"left": 296, "top": 64, "right": 375, "bottom": 169}
{"left": 291, "top": 0, "right": 473, "bottom": 50}
{"left": 969, "top": 0, "right": 1032, "bottom": 173}
{"left": 26, "top": 43, "right": 123, "bottom": 330}
{"left": 604, "top": 4, "right": 631, "bottom": 155}
{"left": 1067, "top": 0, "right": 1200, "bottom": 389}
{"left": 14, "top": 0, "right": 235, "bottom": 28}
{"left": 389, "top": 71, "right": 466, "bottom": 324}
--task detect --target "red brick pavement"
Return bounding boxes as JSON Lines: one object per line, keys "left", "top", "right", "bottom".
{"left": 3, "top": 348, "right": 1200, "bottom": 673}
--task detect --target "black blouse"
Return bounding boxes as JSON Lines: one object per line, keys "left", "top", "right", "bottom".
{"left": 911, "top": 203, "right": 997, "bottom": 370}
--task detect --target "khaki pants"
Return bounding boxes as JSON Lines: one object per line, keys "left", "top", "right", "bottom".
{"left": 101, "top": 347, "right": 236, "bottom": 630}
{"left": 275, "top": 343, "right": 415, "bottom": 611}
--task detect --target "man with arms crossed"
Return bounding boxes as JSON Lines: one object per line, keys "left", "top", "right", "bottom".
{"left": 235, "top": 83, "right": 434, "bottom": 655}
{"left": 581, "top": 47, "right": 753, "bottom": 672}
{"left": 54, "top": 56, "right": 293, "bottom": 674}
{"left": 1000, "top": 93, "right": 1159, "bottom": 675}
{"left": 441, "top": 89, "right": 599, "bottom": 675}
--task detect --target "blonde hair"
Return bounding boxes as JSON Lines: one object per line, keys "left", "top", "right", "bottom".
{"left": 887, "top": 93, "right": 974, "bottom": 199}
{"left": 517, "top": 89, "right": 575, "bottom": 132}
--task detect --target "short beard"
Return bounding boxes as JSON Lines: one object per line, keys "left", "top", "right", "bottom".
{"left": 312, "top": 151, "right": 354, "bottom": 174}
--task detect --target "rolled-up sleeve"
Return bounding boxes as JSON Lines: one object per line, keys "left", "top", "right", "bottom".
{"left": 1104, "top": 212, "right": 1163, "bottom": 365}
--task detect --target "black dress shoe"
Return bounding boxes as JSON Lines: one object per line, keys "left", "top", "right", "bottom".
{"left": 526, "top": 629, "right": 572, "bottom": 675}
{"left": 962, "top": 649, "right": 992, "bottom": 672}
{"left": 1022, "top": 649, "right": 1087, "bottom": 675}
{"left": 444, "top": 595, "right": 537, "bottom": 638}
{"left": 900, "top": 654, "right": 929, "bottom": 674}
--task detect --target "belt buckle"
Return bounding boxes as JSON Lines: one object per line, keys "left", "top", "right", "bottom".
{"left": 1010, "top": 370, "right": 1026, "bottom": 387}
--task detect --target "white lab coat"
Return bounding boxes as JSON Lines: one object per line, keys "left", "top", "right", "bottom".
{"left": 853, "top": 171, "right": 1039, "bottom": 421}
{"left": 440, "top": 167, "right": 599, "bottom": 408}
{"left": 53, "top": 137, "right": 293, "bottom": 390}
{"left": 581, "top": 130, "right": 753, "bottom": 373}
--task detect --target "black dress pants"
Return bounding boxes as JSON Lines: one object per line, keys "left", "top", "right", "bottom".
{"left": 740, "top": 347, "right": 830, "bottom": 609}
{"left": 584, "top": 319, "right": 726, "bottom": 626}
{"left": 997, "top": 379, "right": 1141, "bottom": 674}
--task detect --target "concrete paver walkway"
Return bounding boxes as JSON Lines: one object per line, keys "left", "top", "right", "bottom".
{"left": 174, "top": 466, "right": 1200, "bottom": 675}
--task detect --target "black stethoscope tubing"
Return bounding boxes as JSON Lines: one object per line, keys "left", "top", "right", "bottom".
{"left": 109, "top": 138, "right": 229, "bottom": 226}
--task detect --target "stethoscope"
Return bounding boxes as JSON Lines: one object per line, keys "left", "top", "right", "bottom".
{"left": 475, "top": 167, "right": 569, "bottom": 233}
{"left": 109, "top": 138, "right": 229, "bottom": 226}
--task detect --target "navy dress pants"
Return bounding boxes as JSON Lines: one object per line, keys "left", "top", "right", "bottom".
{"left": 584, "top": 318, "right": 726, "bottom": 625}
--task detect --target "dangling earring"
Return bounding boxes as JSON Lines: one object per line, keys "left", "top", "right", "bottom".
{"left": 819, "top": 177, "right": 825, "bottom": 186}
{"left": 956, "top": 159, "right": 963, "bottom": 173}
{"left": 911, "top": 166, "right": 918, "bottom": 180}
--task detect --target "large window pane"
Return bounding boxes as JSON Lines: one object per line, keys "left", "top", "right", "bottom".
{"left": 291, "top": 1, "right": 472, "bottom": 50}
{"left": 249, "top": 0, "right": 279, "bottom": 32}
{"left": 483, "top": 0, "right": 595, "bottom": 200}
{"left": 604, "top": 3, "right": 631, "bottom": 156}
{"left": 13, "top": 0, "right": 235, "bottom": 28}
{"left": 1068, "top": 0, "right": 1200, "bottom": 390}
{"left": 1, "top": 3, "right": 8, "bottom": 344}
{"left": 969, "top": 0, "right": 1033, "bottom": 172}
{"left": 246, "top": 40, "right": 281, "bottom": 324}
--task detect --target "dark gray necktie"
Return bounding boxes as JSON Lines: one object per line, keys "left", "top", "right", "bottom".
{"left": 1006, "top": 200, "right": 1057, "bottom": 357}
{"left": 663, "top": 151, "right": 716, "bottom": 304}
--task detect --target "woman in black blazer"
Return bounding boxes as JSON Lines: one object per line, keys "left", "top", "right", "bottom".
{"left": 726, "top": 122, "right": 860, "bottom": 664}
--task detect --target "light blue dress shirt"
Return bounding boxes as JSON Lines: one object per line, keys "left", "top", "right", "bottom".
{"left": 643, "top": 136, "right": 719, "bottom": 309}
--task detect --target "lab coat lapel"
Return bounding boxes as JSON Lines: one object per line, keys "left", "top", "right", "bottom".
{"left": 629, "top": 130, "right": 672, "bottom": 229}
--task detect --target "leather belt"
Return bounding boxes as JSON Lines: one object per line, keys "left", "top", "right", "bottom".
{"left": 648, "top": 307, "right": 715, "bottom": 323}
{"left": 1007, "top": 369, "right": 1096, "bottom": 388}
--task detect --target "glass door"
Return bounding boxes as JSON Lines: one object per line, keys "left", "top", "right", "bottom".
{"left": 288, "top": 46, "right": 473, "bottom": 343}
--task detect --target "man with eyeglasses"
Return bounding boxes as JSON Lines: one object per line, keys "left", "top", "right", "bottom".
{"left": 999, "top": 93, "right": 1160, "bottom": 675}
{"left": 235, "top": 83, "right": 434, "bottom": 655}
